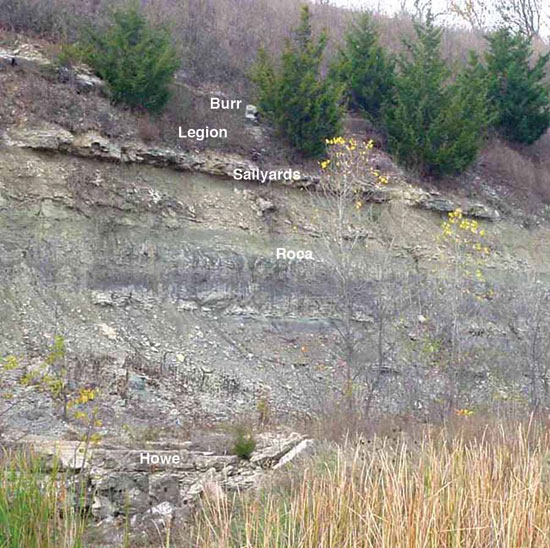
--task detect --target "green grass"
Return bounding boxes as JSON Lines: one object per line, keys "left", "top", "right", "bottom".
{"left": 231, "top": 425, "right": 257, "bottom": 460}
{"left": 0, "top": 449, "right": 87, "bottom": 548}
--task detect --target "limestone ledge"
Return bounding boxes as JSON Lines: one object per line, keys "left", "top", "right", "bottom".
{"left": 1, "top": 124, "right": 316, "bottom": 187}
{"left": 0, "top": 44, "right": 105, "bottom": 93}
{"left": 13, "top": 432, "right": 316, "bottom": 525}
{"left": 1, "top": 123, "right": 500, "bottom": 221}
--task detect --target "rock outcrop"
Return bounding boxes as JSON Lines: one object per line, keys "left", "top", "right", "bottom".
{"left": 2, "top": 123, "right": 500, "bottom": 220}
{"left": 0, "top": 43, "right": 105, "bottom": 93}
{"left": 2, "top": 124, "right": 319, "bottom": 187}
{"left": 19, "top": 431, "right": 315, "bottom": 544}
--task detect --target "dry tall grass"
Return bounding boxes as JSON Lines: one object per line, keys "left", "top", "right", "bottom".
{"left": 192, "top": 419, "right": 550, "bottom": 547}
{"left": 481, "top": 139, "right": 550, "bottom": 211}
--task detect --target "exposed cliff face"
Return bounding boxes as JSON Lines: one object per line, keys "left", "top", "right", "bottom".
{"left": 0, "top": 131, "right": 347, "bottom": 435}
{"left": 2, "top": 38, "right": 550, "bottom": 441}
{"left": 1, "top": 120, "right": 548, "bottom": 440}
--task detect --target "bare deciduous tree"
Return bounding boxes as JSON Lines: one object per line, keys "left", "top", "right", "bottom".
{"left": 309, "top": 139, "right": 402, "bottom": 422}
{"left": 447, "top": 0, "right": 493, "bottom": 30}
{"left": 496, "top": 0, "right": 542, "bottom": 37}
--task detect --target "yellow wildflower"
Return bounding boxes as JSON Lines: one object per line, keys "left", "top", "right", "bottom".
{"left": 455, "top": 408, "right": 475, "bottom": 416}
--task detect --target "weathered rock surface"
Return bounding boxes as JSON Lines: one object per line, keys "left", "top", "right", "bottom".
{"left": 14, "top": 431, "right": 313, "bottom": 544}
{"left": 250, "top": 431, "right": 303, "bottom": 467}
{"left": 369, "top": 185, "right": 500, "bottom": 221}
{"left": 0, "top": 43, "right": 52, "bottom": 70}
{"left": 1, "top": 123, "right": 500, "bottom": 219}
{"left": 0, "top": 128, "right": 532, "bottom": 443}
{"left": 245, "top": 104, "right": 259, "bottom": 123}
{"left": 0, "top": 43, "right": 105, "bottom": 93}
{"left": 1, "top": 124, "right": 319, "bottom": 187}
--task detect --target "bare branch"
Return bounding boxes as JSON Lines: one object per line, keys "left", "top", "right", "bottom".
{"left": 496, "top": 0, "right": 542, "bottom": 37}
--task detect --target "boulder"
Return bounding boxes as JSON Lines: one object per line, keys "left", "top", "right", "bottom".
{"left": 192, "top": 454, "right": 239, "bottom": 471}
{"left": 149, "top": 500, "right": 175, "bottom": 518}
{"left": 245, "top": 104, "right": 259, "bottom": 123}
{"left": 58, "top": 66, "right": 105, "bottom": 93}
{"left": 92, "top": 472, "right": 150, "bottom": 514}
{"left": 27, "top": 439, "right": 87, "bottom": 471}
{"left": 242, "top": 189, "right": 276, "bottom": 216}
{"left": 273, "top": 439, "right": 315, "bottom": 470}
{"left": 255, "top": 196, "right": 276, "bottom": 215}
{"left": 72, "top": 133, "right": 122, "bottom": 161}
{"left": 74, "top": 71, "right": 105, "bottom": 94}
{"left": 1, "top": 44, "right": 105, "bottom": 95}
{"left": 417, "top": 195, "right": 455, "bottom": 214}
{"left": 225, "top": 469, "right": 263, "bottom": 491}
{"left": 464, "top": 203, "right": 500, "bottom": 221}
{"left": 250, "top": 432, "right": 303, "bottom": 467}
{"left": 0, "top": 44, "right": 51, "bottom": 72}
{"left": 92, "top": 495, "right": 117, "bottom": 519}
{"left": 149, "top": 474, "right": 181, "bottom": 505}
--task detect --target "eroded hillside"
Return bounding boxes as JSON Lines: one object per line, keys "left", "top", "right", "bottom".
{"left": 1, "top": 60, "right": 550, "bottom": 441}
{"left": 0, "top": 36, "right": 550, "bottom": 443}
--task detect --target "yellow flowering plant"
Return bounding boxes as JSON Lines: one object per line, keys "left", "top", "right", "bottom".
{"left": 18, "top": 336, "right": 102, "bottom": 444}
{"left": 1, "top": 338, "right": 104, "bottom": 448}
{"left": 432, "top": 208, "right": 495, "bottom": 414}
{"left": 312, "top": 136, "right": 392, "bottom": 412}
{"left": 438, "top": 208, "right": 492, "bottom": 299}
{"left": 319, "top": 137, "right": 389, "bottom": 198}
{"left": 455, "top": 408, "right": 475, "bottom": 417}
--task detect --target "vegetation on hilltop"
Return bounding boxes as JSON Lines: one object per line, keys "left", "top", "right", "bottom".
{"left": 331, "top": 13, "right": 396, "bottom": 125}
{"left": 485, "top": 27, "right": 550, "bottom": 144}
{"left": 82, "top": 1, "right": 179, "bottom": 112}
{"left": 384, "top": 13, "right": 491, "bottom": 175}
{"left": 1, "top": 0, "right": 549, "bottom": 177}
{"left": 252, "top": 5, "right": 343, "bottom": 157}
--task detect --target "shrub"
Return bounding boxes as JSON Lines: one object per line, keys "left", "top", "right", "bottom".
{"left": 384, "top": 13, "right": 489, "bottom": 176}
{"left": 231, "top": 425, "right": 256, "bottom": 460}
{"left": 331, "top": 13, "right": 395, "bottom": 125}
{"left": 484, "top": 28, "right": 550, "bottom": 145}
{"left": 83, "top": 1, "right": 179, "bottom": 113}
{"left": 252, "top": 5, "right": 344, "bottom": 157}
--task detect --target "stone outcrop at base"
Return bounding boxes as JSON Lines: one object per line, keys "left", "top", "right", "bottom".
{"left": 21, "top": 430, "right": 315, "bottom": 540}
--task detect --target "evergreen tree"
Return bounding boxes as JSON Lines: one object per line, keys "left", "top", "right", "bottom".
{"left": 250, "top": 47, "right": 277, "bottom": 116}
{"left": 331, "top": 13, "right": 395, "bottom": 124}
{"left": 84, "top": 1, "right": 179, "bottom": 113}
{"left": 252, "top": 6, "right": 343, "bottom": 157}
{"left": 384, "top": 14, "right": 489, "bottom": 176}
{"left": 485, "top": 28, "right": 550, "bottom": 145}
{"left": 428, "top": 54, "right": 491, "bottom": 175}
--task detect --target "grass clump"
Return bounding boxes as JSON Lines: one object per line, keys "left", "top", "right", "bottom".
{"left": 0, "top": 449, "right": 87, "bottom": 547}
{"left": 230, "top": 425, "right": 256, "bottom": 460}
